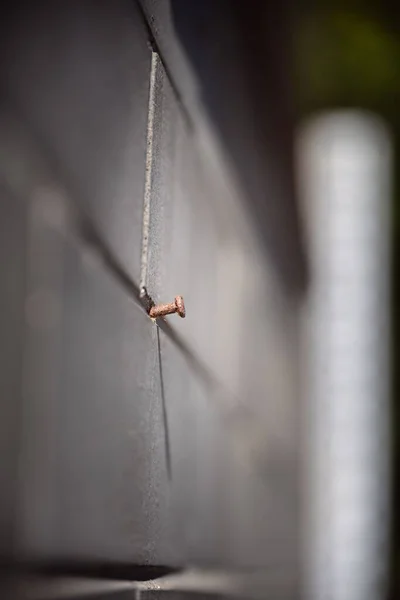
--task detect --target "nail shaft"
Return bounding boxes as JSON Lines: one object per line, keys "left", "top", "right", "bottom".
{"left": 149, "top": 301, "right": 176, "bottom": 318}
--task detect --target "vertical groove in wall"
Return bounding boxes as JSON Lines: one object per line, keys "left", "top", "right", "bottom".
{"left": 140, "top": 50, "right": 159, "bottom": 291}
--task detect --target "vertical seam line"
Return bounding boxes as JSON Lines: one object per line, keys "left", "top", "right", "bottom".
{"left": 140, "top": 50, "right": 159, "bottom": 291}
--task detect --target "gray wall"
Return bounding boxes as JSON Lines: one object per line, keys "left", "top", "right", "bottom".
{"left": 0, "top": 1, "right": 307, "bottom": 598}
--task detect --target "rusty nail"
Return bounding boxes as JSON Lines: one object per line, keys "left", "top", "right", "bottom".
{"left": 149, "top": 295, "right": 185, "bottom": 319}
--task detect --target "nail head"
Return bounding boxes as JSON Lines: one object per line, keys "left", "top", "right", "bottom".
{"left": 174, "top": 295, "right": 185, "bottom": 318}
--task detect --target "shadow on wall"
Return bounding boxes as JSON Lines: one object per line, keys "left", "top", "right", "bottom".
{"left": 169, "top": 0, "right": 309, "bottom": 298}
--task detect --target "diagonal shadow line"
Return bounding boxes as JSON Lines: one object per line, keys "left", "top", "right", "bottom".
{"left": 156, "top": 326, "right": 172, "bottom": 481}
{"left": 155, "top": 317, "right": 217, "bottom": 391}
{"left": 77, "top": 213, "right": 142, "bottom": 303}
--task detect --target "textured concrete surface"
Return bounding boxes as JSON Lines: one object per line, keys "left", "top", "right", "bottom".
{"left": 0, "top": 1, "right": 305, "bottom": 594}
{"left": 0, "top": 0, "right": 151, "bottom": 282}
{"left": 18, "top": 221, "right": 169, "bottom": 565}
{"left": 0, "top": 110, "right": 171, "bottom": 567}
{"left": 0, "top": 183, "right": 27, "bottom": 558}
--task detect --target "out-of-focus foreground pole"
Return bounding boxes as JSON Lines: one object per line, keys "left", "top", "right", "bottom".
{"left": 298, "top": 112, "right": 392, "bottom": 600}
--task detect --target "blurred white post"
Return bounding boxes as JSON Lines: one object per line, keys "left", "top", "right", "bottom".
{"left": 298, "top": 112, "right": 392, "bottom": 600}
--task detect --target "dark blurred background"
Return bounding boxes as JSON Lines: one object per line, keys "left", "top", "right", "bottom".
{"left": 294, "top": 1, "right": 400, "bottom": 596}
